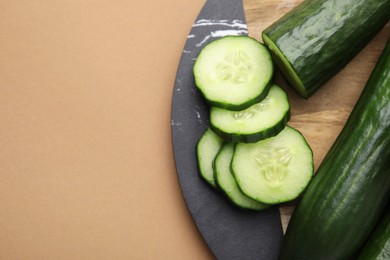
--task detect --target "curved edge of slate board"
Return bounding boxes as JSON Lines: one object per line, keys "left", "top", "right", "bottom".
{"left": 171, "top": 1, "right": 284, "bottom": 259}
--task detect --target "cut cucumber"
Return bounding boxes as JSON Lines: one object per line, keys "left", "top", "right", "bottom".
{"left": 196, "top": 127, "right": 224, "bottom": 188}
{"left": 262, "top": 0, "right": 390, "bottom": 98}
{"left": 214, "top": 143, "right": 269, "bottom": 211}
{"left": 231, "top": 126, "right": 313, "bottom": 204}
{"left": 193, "top": 36, "right": 274, "bottom": 111}
{"left": 210, "top": 84, "right": 290, "bottom": 143}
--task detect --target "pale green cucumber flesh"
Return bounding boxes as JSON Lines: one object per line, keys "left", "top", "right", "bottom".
{"left": 196, "top": 127, "right": 224, "bottom": 188}
{"left": 210, "top": 84, "right": 290, "bottom": 143}
{"left": 194, "top": 36, "right": 274, "bottom": 111}
{"left": 214, "top": 143, "right": 269, "bottom": 211}
{"left": 231, "top": 126, "right": 313, "bottom": 204}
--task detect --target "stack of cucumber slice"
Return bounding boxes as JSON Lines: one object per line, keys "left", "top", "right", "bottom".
{"left": 194, "top": 36, "right": 314, "bottom": 210}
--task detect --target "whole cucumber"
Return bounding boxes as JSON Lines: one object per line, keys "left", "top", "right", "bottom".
{"left": 278, "top": 40, "right": 390, "bottom": 260}
{"left": 356, "top": 207, "right": 390, "bottom": 260}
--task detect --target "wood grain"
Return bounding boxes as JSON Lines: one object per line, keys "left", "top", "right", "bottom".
{"left": 243, "top": 0, "right": 390, "bottom": 232}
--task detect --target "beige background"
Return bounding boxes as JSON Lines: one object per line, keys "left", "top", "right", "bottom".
{"left": 1, "top": 0, "right": 389, "bottom": 259}
{"left": 0, "top": 0, "right": 212, "bottom": 259}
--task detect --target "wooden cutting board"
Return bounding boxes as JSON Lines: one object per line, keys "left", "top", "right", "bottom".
{"left": 243, "top": 0, "right": 390, "bottom": 232}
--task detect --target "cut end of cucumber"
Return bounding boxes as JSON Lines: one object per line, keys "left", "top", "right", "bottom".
{"left": 194, "top": 36, "right": 274, "bottom": 110}
{"left": 262, "top": 33, "right": 308, "bottom": 99}
{"left": 232, "top": 126, "right": 313, "bottom": 204}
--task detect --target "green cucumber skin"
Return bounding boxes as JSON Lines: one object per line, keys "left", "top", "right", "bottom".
{"left": 279, "top": 40, "right": 390, "bottom": 260}
{"left": 210, "top": 110, "right": 290, "bottom": 143}
{"left": 356, "top": 208, "right": 390, "bottom": 260}
{"left": 197, "top": 79, "right": 273, "bottom": 112}
{"left": 262, "top": 0, "right": 390, "bottom": 98}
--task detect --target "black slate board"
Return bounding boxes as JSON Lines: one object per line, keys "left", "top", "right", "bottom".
{"left": 171, "top": 1, "right": 284, "bottom": 259}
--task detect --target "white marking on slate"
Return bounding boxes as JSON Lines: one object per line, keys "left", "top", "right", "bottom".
{"left": 190, "top": 19, "right": 248, "bottom": 47}
{"left": 193, "top": 19, "right": 247, "bottom": 29}
{"left": 171, "top": 120, "right": 182, "bottom": 126}
{"left": 196, "top": 29, "right": 248, "bottom": 47}
{"left": 194, "top": 110, "right": 203, "bottom": 124}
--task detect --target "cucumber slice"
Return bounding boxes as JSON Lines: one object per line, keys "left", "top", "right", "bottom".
{"left": 193, "top": 36, "right": 274, "bottom": 111}
{"left": 231, "top": 126, "right": 313, "bottom": 204}
{"left": 214, "top": 143, "right": 269, "bottom": 211}
{"left": 210, "top": 84, "right": 290, "bottom": 143}
{"left": 196, "top": 127, "right": 224, "bottom": 188}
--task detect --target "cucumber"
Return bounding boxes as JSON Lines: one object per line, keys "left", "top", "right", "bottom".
{"left": 231, "top": 126, "right": 313, "bottom": 204}
{"left": 196, "top": 127, "right": 223, "bottom": 188}
{"left": 214, "top": 143, "right": 269, "bottom": 211}
{"left": 262, "top": 0, "right": 390, "bottom": 98}
{"left": 279, "top": 40, "right": 390, "bottom": 260}
{"left": 356, "top": 207, "right": 390, "bottom": 260}
{"left": 193, "top": 36, "right": 274, "bottom": 110}
{"left": 210, "top": 84, "right": 290, "bottom": 143}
